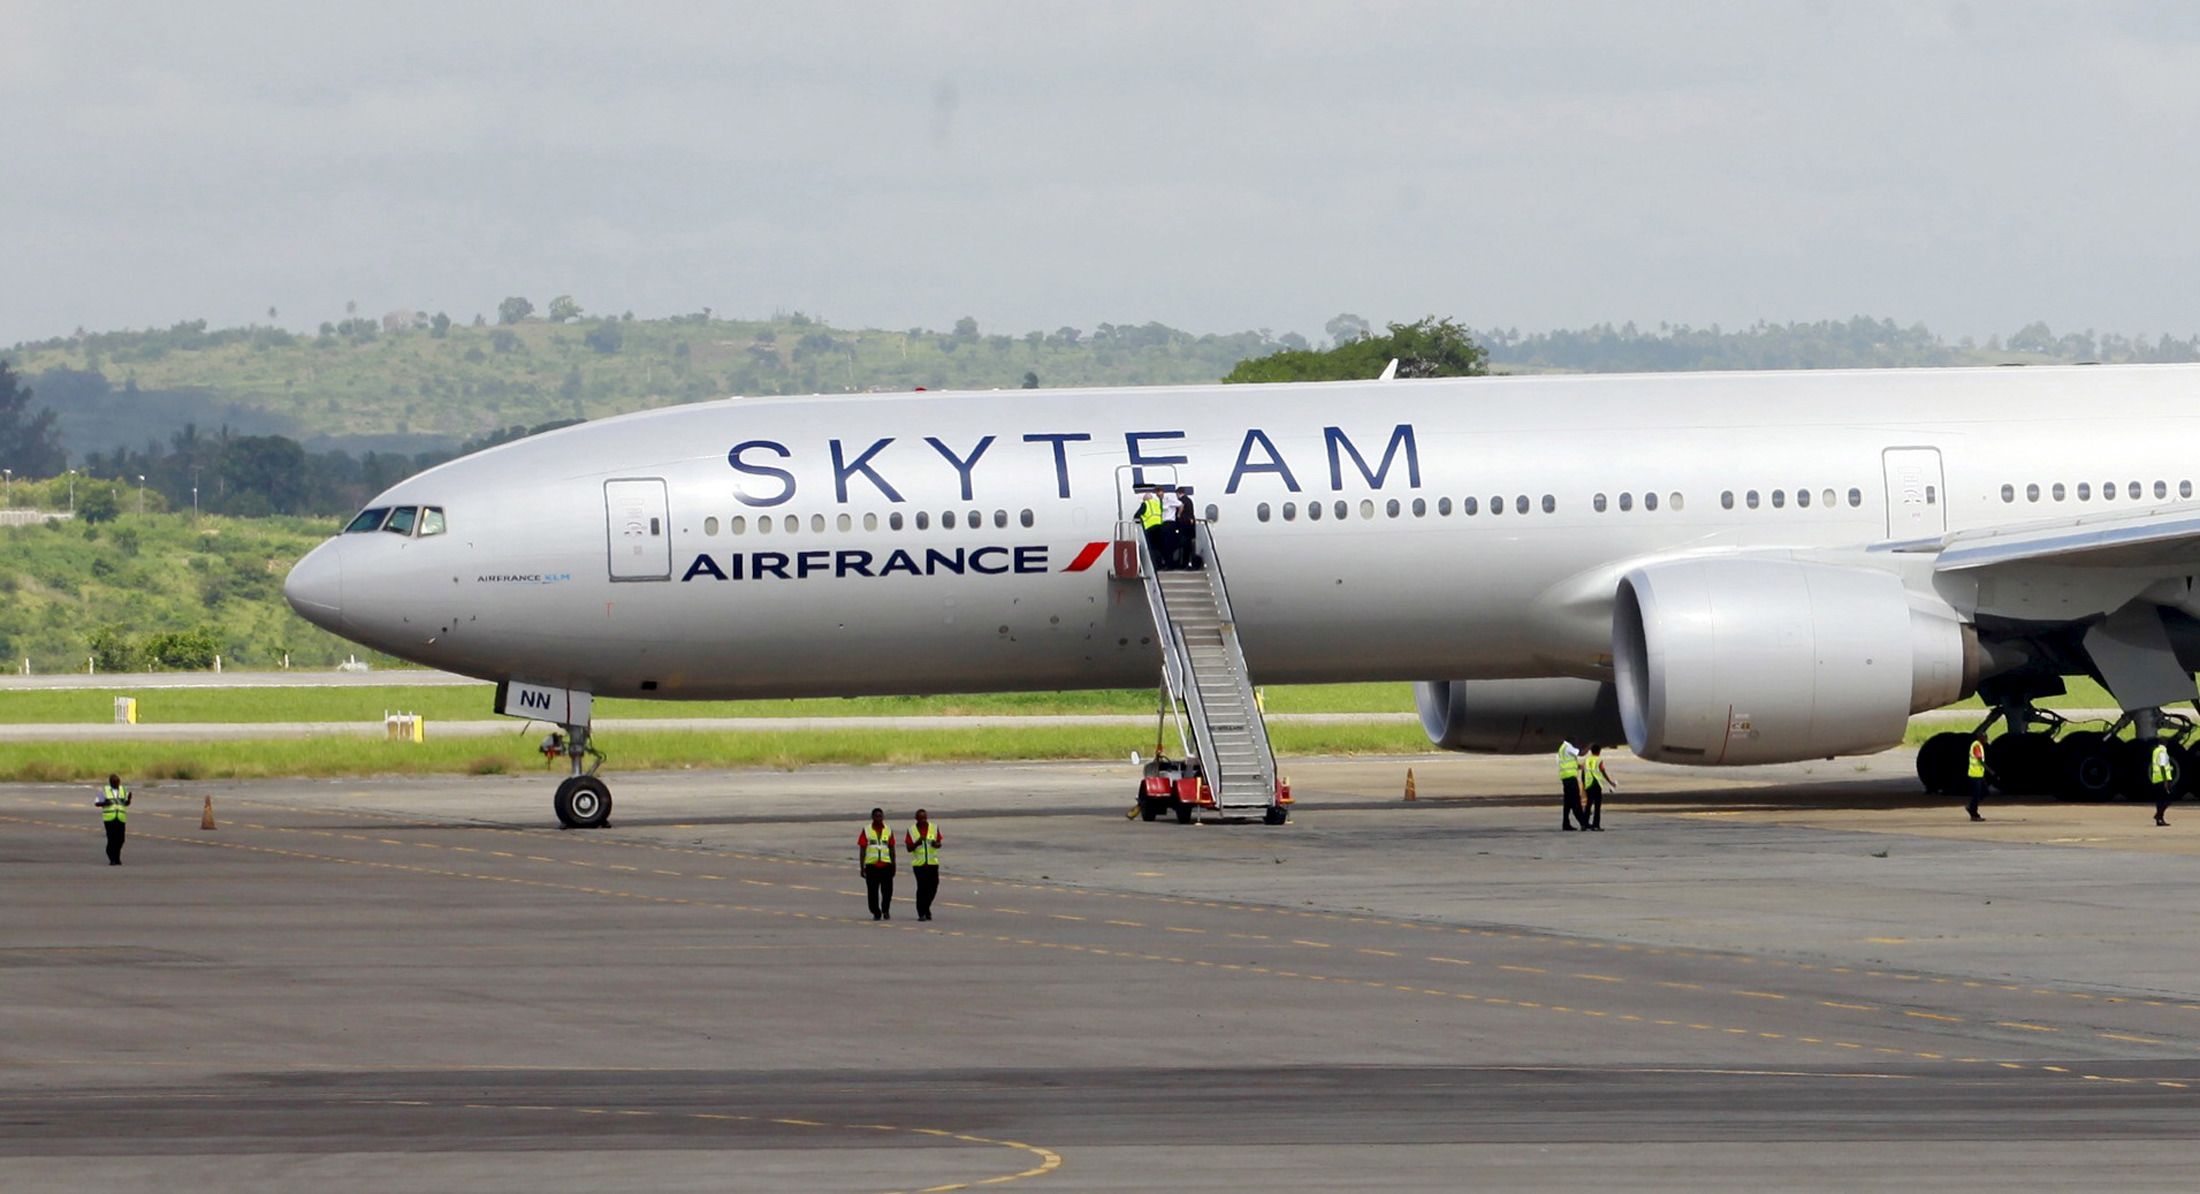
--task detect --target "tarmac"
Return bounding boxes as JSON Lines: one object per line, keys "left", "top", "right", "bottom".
{"left": 4, "top": 752, "right": 2200, "bottom": 1191}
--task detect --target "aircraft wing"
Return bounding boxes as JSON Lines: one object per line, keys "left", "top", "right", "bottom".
{"left": 1889, "top": 504, "right": 2200, "bottom": 573}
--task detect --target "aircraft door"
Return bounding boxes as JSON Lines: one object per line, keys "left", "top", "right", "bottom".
{"left": 1880, "top": 447, "right": 1945, "bottom": 538}
{"left": 605, "top": 478, "right": 672, "bottom": 581}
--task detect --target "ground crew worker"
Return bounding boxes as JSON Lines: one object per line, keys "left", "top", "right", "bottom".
{"left": 1136, "top": 486, "right": 1169, "bottom": 570}
{"left": 1172, "top": 487, "right": 1201, "bottom": 570}
{"left": 905, "top": 808, "right": 942, "bottom": 921}
{"left": 859, "top": 807, "right": 897, "bottom": 920}
{"left": 1557, "top": 741, "right": 1585, "bottom": 830}
{"left": 95, "top": 773, "right": 131, "bottom": 865}
{"left": 1965, "top": 734, "right": 1989, "bottom": 822}
{"left": 1581, "top": 744, "right": 1612, "bottom": 831}
{"left": 2151, "top": 740, "right": 2175, "bottom": 827}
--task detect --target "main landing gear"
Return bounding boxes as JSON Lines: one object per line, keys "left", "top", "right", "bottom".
{"left": 546, "top": 724, "right": 612, "bottom": 829}
{"left": 1917, "top": 704, "right": 2194, "bottom": 803}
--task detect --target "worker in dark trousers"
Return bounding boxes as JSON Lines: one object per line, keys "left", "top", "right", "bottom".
{"left": 2152, "top": 740, "right": 2175, "bottom": 827}
{"left": 1172, "top": 487, "right": 1202, "bottom": 570}
{"left": 858, "top": 807, "right": 896, "bottom": 919}
{"left": 95, "top": 773, "right": 131, "bottom": 865}
{"left": 905, "top": 808, "right": 942, "bottom": 921}
{"left": 1136, "top": 486, "right": 1169, "bottom": 570}
{"left": 1581, "top": 745, "right": 1612, "bottom": 831}
{"left": 1965, "top": 734, "right": 1989, "bottom": 822}
{"left": 1557, "top": 741, "right": 1585, "bottom": 830}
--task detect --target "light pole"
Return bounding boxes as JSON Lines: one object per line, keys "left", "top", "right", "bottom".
{"left": 191, "top": 467, "right": 200, "bottom": 521}
{"left": 136, "top": 475, "right": 145, "bottom": 516}
{"left": 66, "top": 468, "right": 76, "bottom": 515}
{"left": 3, "top": 468, "right": 11, "bottom": 509}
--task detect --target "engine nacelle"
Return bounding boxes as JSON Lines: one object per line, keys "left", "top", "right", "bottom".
{"left": 1613, "top": 558, "right": 1977, "bottom": 765}
{"left": 1415, "top": 677, "right": 1626, "bottom": 754}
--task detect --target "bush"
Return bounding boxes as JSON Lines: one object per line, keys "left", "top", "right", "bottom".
{"left": 86, "top": 626, "right": 144, "bottom": 672}
{"left": 144, "top": 627, "right": 221, "bottom": 670}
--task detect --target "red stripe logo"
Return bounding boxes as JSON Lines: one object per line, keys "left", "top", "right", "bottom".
{"left": 1062, "top": 541, "right": 1109, "bottom": 572}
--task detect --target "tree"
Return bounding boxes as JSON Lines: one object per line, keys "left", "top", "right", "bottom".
{"left": 86, "top": 626, "right": 143, "bottom": 672}
{"left": 144, "top": 628, "right": 220, "bottom": 670}
{"left": 77, "top": 483, "right": 121, "bottom": 524}
{"left": 489, "top": 329, "right": 521, "bottom": 354}
{"left": 548, "top": 295, "right": 583, "bottom": 323}
{"left": 1021, "top": 371, "right": 1039, "bottom": 389}
{"left": 1325, "top": 313, "right": 1371, "bottom": 347}
{"left": 583, "top": 322, "right": 624, "bottom": 354}
{"left": 0, "top": 359, "right": 65, "bottom": 476}
{"left": 430, "top": 312, "right": 452, "bottom": 339}
{"left": 498, "top": 296, "right": 535, "bottom": 325}
{"left": 1224, "top": 316, "right": 1486, "bottom": 384}
{"left": 952, "top": 315, "right": 980, "bottom": 340}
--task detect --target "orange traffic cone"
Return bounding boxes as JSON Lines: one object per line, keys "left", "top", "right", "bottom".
{"left": 1404, "top": 768, "right": 1418, "bottom": 801}
{"left": 200, "top": 795, "right": 216, "bottom": 831}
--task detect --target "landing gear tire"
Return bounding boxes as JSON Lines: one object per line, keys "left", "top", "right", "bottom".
{"left": 2111, "top": 740, "right": 2160, "bottom": 802}
{"left": 1986, "top": 731, "right": 2058, "bottom": 796}
{"left": 2054, "top": 731, "right": 2116, "bottom": 802}
{"left": 1263, "top": 804, "right": 1288, "bottom": 826}
{"left": 1174, "top": 800, "right": 1194, "bottom": 825}
{"left": 1917, "top": 732, "right": 1971, "bottom": 795}
{"left": 554, "top": 776, "right": 612, "bottom": 829}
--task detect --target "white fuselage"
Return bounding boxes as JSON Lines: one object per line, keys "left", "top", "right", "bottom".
{"left": 285, "top": 365, "right": 2200, "bottom": 701}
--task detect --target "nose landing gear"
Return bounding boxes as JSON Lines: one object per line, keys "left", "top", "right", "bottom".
{"left": 546, "top": 724, "right": 611, "bottom": 829}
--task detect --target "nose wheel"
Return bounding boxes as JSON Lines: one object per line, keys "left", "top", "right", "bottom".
{"left": 554, "top": 775, "right": 612, "bottom": 829}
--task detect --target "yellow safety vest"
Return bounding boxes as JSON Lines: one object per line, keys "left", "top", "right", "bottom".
{"left": 99, "top": 785, "right": 129, "bottom": 823}
{"left": 2151, "top": 744, "right": 2173, "bottom": 785}
{"left": 1138, "top": 496, "right": 1164, "bottom": 530}
{"left": 1583, "top": 757, "right": 1604, "bottom": 790}
{"left": 1967, "top": 742, "right": 1986, "bottom": 779}
{"left": 909, "top": 824, "right": 939, "bottom": 866}
{"left": 863, "top": 825, "right": 895, "bottom": 867}
{"left": 1556, "top": 747, "right": 1579, "bottom": 780}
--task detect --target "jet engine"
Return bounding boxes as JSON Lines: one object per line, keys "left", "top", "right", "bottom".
{"left": 1415, "top": 677, "right": 1626, "bottom": 754}
{"left": 1613, "top": 558, "right": 1977, "bottom": 765}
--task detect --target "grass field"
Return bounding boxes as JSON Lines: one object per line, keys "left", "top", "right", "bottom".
{"left": 0, "top": 720, "right": 1433, "bottom": 782}
{"left": 0, "top": 682, "right": 1419, "bottom": 724}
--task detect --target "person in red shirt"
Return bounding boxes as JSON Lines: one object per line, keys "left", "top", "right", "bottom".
{"left": 858, "top": 807, "right": 896, "bottom": 920}
{"left": 905, "top": 809, "right": 942, "bottom": 921}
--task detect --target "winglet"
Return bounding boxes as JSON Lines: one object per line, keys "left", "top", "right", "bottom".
{"left": 1378, "top": 358, "right": 1399, "bottom": 381}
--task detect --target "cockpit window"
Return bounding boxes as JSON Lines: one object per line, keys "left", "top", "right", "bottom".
{"left": 418, "top": 507, "right": 446, "bottom": 537}
{"left": 345, "top": 507, "right": 390, "bottom": 533}
{"left": 383, "top": 506, "right": 419, "bottom": 536}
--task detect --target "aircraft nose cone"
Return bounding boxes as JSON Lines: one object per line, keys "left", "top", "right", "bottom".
{"left": 284, "top": 540, "right": 344, "bottom": 629}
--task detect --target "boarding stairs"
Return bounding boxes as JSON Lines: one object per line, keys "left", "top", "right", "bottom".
{"left": 1124, "top": 520, "right": 1282, "bottom": 817}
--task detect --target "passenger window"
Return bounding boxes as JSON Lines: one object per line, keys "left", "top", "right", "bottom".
{"left": 757, "top": 514, "right": 772, "bottom": 535}
{"left": 1541, "top": 495, "right": 1555, "bottom": 513}
{"left": 704, "top": 516, "right": 720, "bottom": 537}
{"left": 1643, "top": 492, "right": 1658, "bottom": 512}
{"left": 1438, "top": 497, "right": 1453, "bottom": 516}
{"left": 2103, "top": 482, "right": 2117, "bottom": 501}
{"left": 1282, "top": 502, "right": 1297, "bottom": 521}
{"left": 865, "top": 513, "right": 879, "bottom": 531}
{"left": 943, "top": 510, "right": 957, "bottom": 529}
{"left": 1411, "top": 497, "right": 1427, "bottom": 517}
{"left": 2156, "top": 481, "right": 2169, "bottom": 499}
{"left": 1720, "top": 491, "right": 1733, "bottom": 510}
{"left": 1257, "top": 502, "right": 1272, "bottom": 522}
{"left": 2026, "top": 483, "right": 2039, "bottom": 502}
{"left": 1820, "top": 489, "right": 1834, "bottom": 509}
{"left": 2001, "top": 484, "right": 2015, "bottom": 503}
{"left": 811, "top": 514, "right": 826, "bottom": 533}
{"left": 2077, "top": 483, "right": 2090, "bottom": 500}
{"left": 969, "top": 509, "right": 981, "bottom": 528}
{"left": 1309, "top": 501, "right": 1324, "bottom": 521}
{"left": 1462, "top": 496, "right": 1478, "bottom": 515}
{"left": 838, "top": 513, "right": 853, "bottom": 532}
{"left": 1020, "top": 509, "right": 1034, "bottom": 528}
{"left": 1618, "top": 492, "right": 1633, "bottom": 512}
{"left": 1594, "top": 493, "right": 1608, "bottom": 512}
{"left": 1514, "top": 495, "right": 1528, "bottom": 515}
{"left": 916, "top": 511, "right": 930, "bottom": 530}
{"left": 1770, "top": 490, "right": 1785, "bottom": 509}
{"left": 1746, "top": 490, "right": 1760, "bottom": 509}
{"left": 1336, "top": 500, "right": 1350, "bottom": 520}
{"left": 1489, "top": 496, "right": 1503, "bottom": 517}
{"left": 889, "top": 512, "right": 904, "bottom": 531}
{"left": 383, "top": 506, "right": 418, "bottom": 535}
{"left": 1205, "top": 504, "right": 1219, "bottom": 522}
{"left": 418, "top": 507, "right": 446, "bottom": 536}
{"left": 2051, "top": 483, "right": 2065, "bottom": 501}
{"left": 783, "top": 514, "right": 798, "bottom": 532}
{"left": 2129, "top": 481, "right": 2141, "bottom": 500}
{"left": 345, "top": 507, "right": 390, "bottom": 533}
{"left": 2184, "top": 481, "right": 2194, "bottom": 499}
{"left": 994, "top": 509, "right": 1008, "bottom": 529}
{"left": 1360, "top": 499, "right": 1376, "bottom": 519}
{"left": 1385, "top": 498, "right": 1400, "bottom": 518}
{"left": 1796, "top": 489, "right": 1810, "bottom": 508}
{"left": 1670, "top": 493, "right": 1684, "bottom": 511}
{"left": 1848, "top": 488, "right": 1862, "bottom": 507}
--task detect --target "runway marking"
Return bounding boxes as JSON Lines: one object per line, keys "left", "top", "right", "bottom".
{"left": 1657, "top": 981, "right": 1702, "bottom": 991}
{"left": 1735, "top": 991, "right": 1786, "bottom": 1001}
{"left": 1819, "top": 1001, "right": 1875, "bottom": 1011}
{"left": 1357, "top": 948, "right": 1400, "bottom": 958}
{"left": 1104, "top": 920, "right": 1143, "bottom": 928}
{"left": 1574, "top": 973, "right": 1623, "bottom": 983}
{"left": 2101, "top": 1032, "right": 2164, "bottom": 1045}
{"left": 1997, "top": 1021, "right": 2057, "bottom": 1033}
{"left": 1904, "top": 1011, "right": 1962, "bottom": 1023}
{"left": 1428, "top": 956, "right": 1473, "bottom": 966}
{"left": 1290, "top": 939, "right": 1330, "bottom": 948}
{"left": 1164, "top": 926, "right": 1205, "bottom": 935}
{"left": 1499, "top": 965, "right": 1546, "bottom": 975}
{"left": 1049, "top": 914, "right": 1086, "bottom": 923}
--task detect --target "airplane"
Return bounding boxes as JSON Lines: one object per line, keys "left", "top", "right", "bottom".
{"left": 284, "top": 363, "right": 2200, "bottom": 828}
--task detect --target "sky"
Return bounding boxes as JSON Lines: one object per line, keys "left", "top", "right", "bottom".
{"left": 6, "top": 0, "right": 2200, "bottom": 345}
